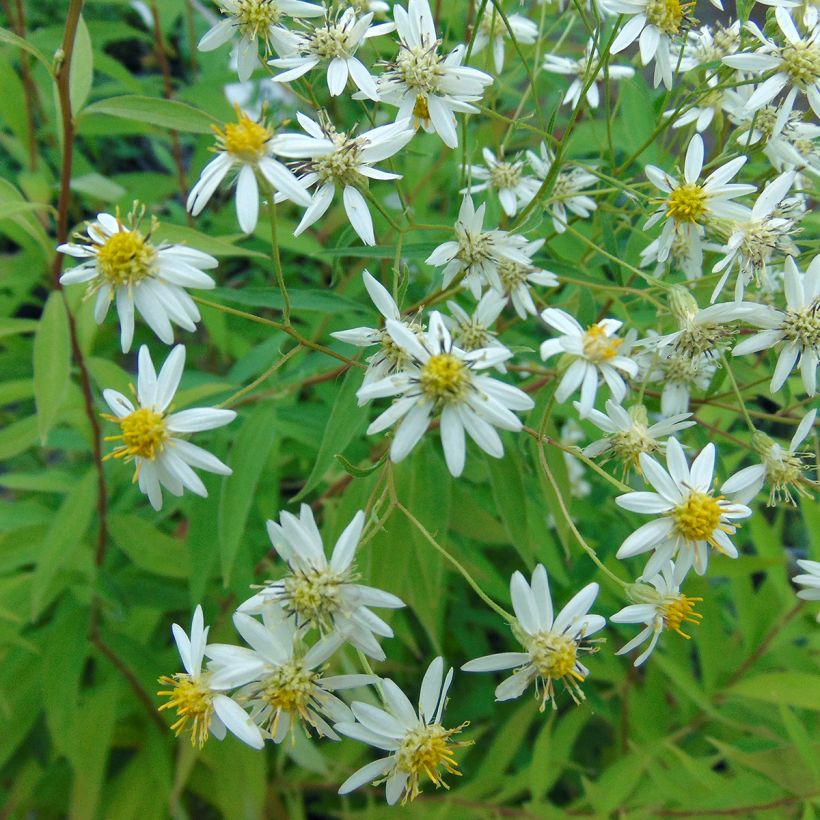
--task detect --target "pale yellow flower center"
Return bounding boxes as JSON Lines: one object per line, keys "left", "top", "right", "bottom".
{"left": 661, "top": 594, "right": 703, "bottom": 638}
{"left": 157, "top": 674, "right": 214, "bottom": 748}
{"left": 781, "top": 305, "right": 820, "bottom": 351}
{"left": 394, "top": 723, "right": 467, "bottom": 804}
{"left": 105, "top": 406, "right": 168, "bottom": 461}
{"left": 672, "top": 490, "right": 723, "bottom": 541}
{"left": 313, "top": 137, "right": 364, "bottom": 186}
{"left": 96, "top": 229, "right": 157, "bottom": 286}
{"left": 667, "top": 183, "right": 707, "bottom": 223}
{"left": 309, "top": 24, "right": 349, "bottom": 59}
{"left": 234, "top": 0, "right": 281, "bottom": 39}
{"left": 644, "top": 0, "right": 690, "bottom": 36}
{"left": 582, "top": 324, "right": 622, "bottom": 363}
{"left": 216, "top": 112, "right": 272, "bottom": 162}
{"left": 419, "top": 353, "right": 470, "bottom": 403}
{"left": 282, "top": 566, "right": 349, "bottom": 627}
{"left": 489, "top": 161, "right": 522, "bottom": 190}
{"left": 395, "top": 46, "right": 443, "bottom": 95}
{"left": 781, "top": 40, "right": 820, "bottom": 88}
{"left": 528, "top": 631, "right": 580, "bottom": 680}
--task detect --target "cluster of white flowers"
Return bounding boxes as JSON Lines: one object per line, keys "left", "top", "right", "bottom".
{"left": 54, "top": 0, "right": 819, "bottom": 806}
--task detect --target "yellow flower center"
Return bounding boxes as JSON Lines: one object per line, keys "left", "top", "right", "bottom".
{"left": 419, "top": 353, "right": 470, "bottom": 403}
{"left": 96, "top": 229, "right": 157, "bottom": 287}
{"left": 671, "top": 490, "right": 723, "bottom": 541}
{"left": 282, "top": 566, "right": 349, "bottom": 628}
{"left": 394, "top": 723, "right": 468, "bottom": 804}
{"left": 528, "top": 631, "right": 580, "bottom": 681}
{"left": 312, "top": 137, "right": 364, "bottom": 186}
{"left": 157, "top": 674, "right": 214, "bottom": 748}
{"left": 215, "top": 112, "right": 272, "bottom": 163}
{"left": 234, "top": 0, "right": 281, "bottom": 39}
{"left": 395, "top": 46, "right": 443, "bottom": 95}
{"left": 489, "top": 161, "right": 522, "bottom": 190}
{"left": 644, "top": 0, "right": 691, "bottom": 36}
{"left": 309, "top": 24, "right": 349, "bottom": 59}
{"left": 781, "top": 41, "right": 820, "bottom": 88}
{"left": 105, "top": 406, "right": 168, "bottom": 462}
{"left": 666, "top": 183, "right": 707, "bottom": 223}
{"left": 661, "top": 594, "right": 703, "bottom": 638}
{"left": 782, "top": 305, "right": 820, "bottom": 351}
{"left": 582, "top": 324, "right": 623, "bottom": 363}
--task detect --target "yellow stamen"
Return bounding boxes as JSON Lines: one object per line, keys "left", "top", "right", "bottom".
{"left": 671, "top": 490, "right": 724, "bottom": 542}
{"left": 103, "top": 406, "right": 168, "bottom": 461}
{"left": 96, "top": 228, "right": 157, "bottom": 287}
{"left": 666, "top": 183, "right": 707, "bottom": 223}
{"left": 661, "top": 594, "right": 703, "bottom": 639}
{"left": 213, "top": 106, "right": 272, "bottom": 162}
{"left": 583, "top": 324, "right": 623, "bottom": 363}
{"left": 419, "top": 353, "right": 470, "bottom": 403}
{"left": 157, "top": 674, "right": 214, "bottom": 748}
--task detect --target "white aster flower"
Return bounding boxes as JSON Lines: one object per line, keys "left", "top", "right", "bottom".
{"left": 611, "top": 562, "right": 703, "bottom": 666}
{"left": 158, "top": 606, "right": 264, "bottom": 749}
{"left": 462, "top": 565, "right": 605, "bottom": 710}
{"left": 793, "top": 559, "right": 820, "bottom": 621}
{"left": 542, "top": 39, "right": 635, "bottom": 110}
{"left": 540, "top": 309, "right": 639, "bottom": 417}
{"left": 271, "top": 112, "right": 414, "bottom": 245}
{"left": 425, "top": 195, "right": 540, "bottom": 298}
{"left": 472, "top": 8, "right": 538, "bottom": 73}
{"left": 241, "top": 505, "right": 404, "bottom": 660}
{"left": 607, "top": 0, "right": 697, "bottom": 89}
{"left": 206, "top": 609, "right": 373, "bottom": 743}
{"left": 721, "top": 409, "right": 818, "bottom": 505}
{"left": 494, "top": 257, "right": 559, "bottom": 319}
{"left": 102, "top": 345, "right": 235, "bottom": 510}
{"left": 644, "top": 134, "right": 754, "bottom": 271}
{"left": 356, "top": 311, "right": 534, "bottom": 477}
{"left": 375, "top": 0, "right": 493, "bottom": 148}
{"left": 578, "top": 400, "right": 695, "bottom": 474}
{"left": 331, "top": 270, "right": 426, "bottom": 394}
{"left": 679, "top": 22, "right": 740, "bottom": 72}
{"left": 616, "top": 439, "right": 753, "bottom": 582}
{"left": 336, "top": 657, "right": 469, "bottom": 805}
{"left": 198, "top": 0, "right": 324, "bottom": 82}
{"left": 527, "top": 143, "right": 598, "bottom": 233}
{"left": 767, "top": 118, "right": 820, "bottom": 176}
{"left": 711, "top": 170, "right": 799, "bottom": 301}
{"left": 268, "top": 8, "right": 394, "bottom": 99}
{"left": 443, "top": 290, "right": 510, "bottom": 371}
{"left": 460, "top": 147, "right": 538, "bottom": 218}
{"left": 638, "top": 343, "right": 717, "bottom": 415}
{"left": 187, "top": 105, "right": 311, "bottom": 234}
{"left": 663, "top": 75, "right": 726, "bottom": 133}
{"left": 731, "top": 255, "right": 820, "bottom": 396}
{"left": 722, "top": 9, "right": 820, "bottom": 121}
{"left": 58, "top": 206, "right": 216, "bottom": 352}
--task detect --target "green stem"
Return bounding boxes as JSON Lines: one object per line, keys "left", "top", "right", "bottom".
{"left": 267, "top": 193, "right": 290, "bottom": 325}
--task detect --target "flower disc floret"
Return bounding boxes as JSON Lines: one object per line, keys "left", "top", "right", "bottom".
{"left": 666, "top": 183, "right": 708, "bottom": 223}
{"left": 661, "top": 594, "right": 703, "bottom": 637}
{"left": 419, "top": 353, "right": 470, "bottom": 403}
{"left": 157, "top": 674, "right": 214, "bottom": 748}
{"left": 312, "top": 139, "right": 365, "bottom": 186}
{"left": 96, "top": 229, "right": 157, "bottom": 286}
{"left": 217, "top": 113, "right": 272, "bottom": 163}
{"left": 394, "top": 723, "right": 465, "bottom": 803}
{"left": 781, "top": 305, "right": 820, "bottom": 349}
{"left": 282, "top": 566, "right": 350, "bottom": 626}
{"left": 234, "top": 0, "right": 282, "bottom": 38}
{"left": 583, "top": 324, "right": 623, "bottom": 362}
{"left": 260, "top": 660, "right": 319, "bottom": 719}
{"left": 527, "top": 631, "right": 580, "bottom": 681}
{"left": 644, "top": 0, "right": 690, "bottom": 36}
{"left": 781, "top": 40, "right": 820, "bottom": 88}
{"left": 672, "top": 491, "right": 724, "bottom": 542}
{"left": 489, "top": 162, "right": 522, "bottom": 190}
{"left": 106, "top": 406, "right": 168, "bottom": 461}
{"left": 395, "top": 46, "right": 443, "bottom": 95}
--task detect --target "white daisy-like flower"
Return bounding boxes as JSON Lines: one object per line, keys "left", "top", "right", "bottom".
{"left": 731, "top": 255, "right": 820, "bottom": 396}
{"left": 542, "top": 39, "right": 635, "bottom": 110}
{"left": 356, "top": 311, "right": 534, "bottom": 477}
{"left": 663, "top": 75, "right": 726, "bottom": 133}
{"left": 462, "top": 565, "right": 605, "bottom": 710}
{"left": 331, "top": 270, "right": 425, "bottom": 395}
{"left": 607, "top": 0, "right": 698, "bottom": 89}
{"left": 336, "top": 657, "right": 469, "bottom": 805}
{"left": 722, "top": 9, "right": 820, "bottom": 121}
{"left": 460, "top": 147, "right": 538, "bottom": 218}
{"left": 527, "top": 143, "right": 598, "bottom": 233}
{"left": 793, "top": 559, "right": 820, "bottom": 621}
{"left": 58, "top": 206, "right": 216, "bottom": 352}
{"left": 540, "top": 309, "right": 639, "bottom": 417}
{"left": 721, "top": 409, "right": 818, "bottom": 505}
{"left": 158, "top": 606, "right": 264, "bottom": 749}
{"left": 472, "top": 8, "right": 538, "bottom": 73}
{"left": 186, "top": 105, "right": 311, "bottom": 234}
{"left": 425, "top": 195, "right": 540, "bottom": 298}
{"left": 679, "top": 22, "right": 740, "bottom": 72}
{"left": 494, "top": 258, "right": 558, "bottom": 319}
{"left": 767, "top": 118, "right": 820, "bottom": 176}
{"left": 206, "top": 609, "right": 374, "bottom": 743}
{"left": 271, "top": 112, "right": 414, "bottom": 245}
{"left": 615, "top": 439, "right": 753, "bottom": 582}
{"left": 197, "top": 0, "right": 324, "bottom": 83}
{"left": 374, "top": 0, "right": 493, "bottom": 148}
{"left": 711, "top": 170, "right": 799, "bottom": 301}
{"left": 611, "top": 562, "right": 703, "bottom": 666}
{"left": 638, "top": 345, "right": 717, "bottom": 416}
{"left": 644, "top": 134, "right": 754, "bottom": 271}
{"left": 443, "top": 290, "right": 510, "bottom": 370}
{"left": 578, "top": 400, "right": 695, "bottom": 474}
{"left": 102, "top": 345, "right": 235, "bottom": 511}
{"left": 240, "top": 505, "right": 404, "bottom": 660}
{"left": 268, "top": 8, "right": 394, "bottom": 99}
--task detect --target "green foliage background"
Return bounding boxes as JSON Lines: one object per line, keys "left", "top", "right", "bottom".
{"left": 0, "top": 0, "right": 818, "bottom": 817}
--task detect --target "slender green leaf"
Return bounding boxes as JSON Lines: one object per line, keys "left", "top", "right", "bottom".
{"left": 80, "top": 95, "right": 215, "bottom": 134}
{"left": 33, "top": 292, "right": 71, "bottom": 445}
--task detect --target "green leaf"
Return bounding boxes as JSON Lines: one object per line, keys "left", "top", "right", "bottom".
{"left": 33, "top": 292, "right": 71, "bottom": 445}
{"left": 729, "top": 672, "right": 820, "bottom": 711}
{"left": 292, "top": 367, "right": 368, "bottom": 502}
{"left": 486, "top": 449, "right": 534, "bottom": 565}
{"left": 31, "top": 469, "right": 97, "bottom": 619}
{"left": 70, "top": 172, "right": 126, "bottom": 202}
{"left": 69, "top": 15, "right": 93, "bottom": 113}
{"left": 79, "top": 95, "right": 216, "bottom": 134}
{"left": 108, "top": 513, "right": 192, "bottom": 579}
{"left": 0, "top": 415, "right": 39, "bottom": 460}
{"left": 218, "top": 405, "right": 277, "bottom": 584}
{"left": 153, "top": 224, "right": 267, "bottom": 258}
{"left": 335, "top": 451, "right": 387, "bottom": 478}
{"left": 0, "top": 26, "right": 53, "bottom": 75}
{"left": 0, "top": 317, "right": 38, "bottom": 338}
{"left": 211, "top": 287, "right": 369, "bottom": 316}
